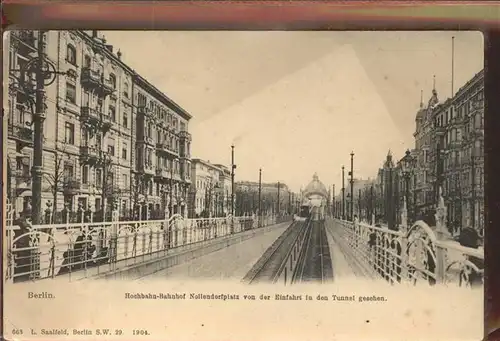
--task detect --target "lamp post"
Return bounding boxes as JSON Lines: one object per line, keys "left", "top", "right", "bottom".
{"left": 231, "top": 145, "right": 236, "bottom": 216}
{"left": 10, "top": 31, "right": 67, "bottom": 224}
{"left": 341, "top": 166, "right": 345, "bottom": 220}
{"left": 400, "top": 149, "right": 414, "bottom": 225}
{"left": 349, "top": 152, "right": 354, "bottom": 222}
{"left": 258, "top": 168, "right": 262, "bottom": 226}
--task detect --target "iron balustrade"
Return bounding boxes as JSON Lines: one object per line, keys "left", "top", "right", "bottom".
{"left": 5, "top": 212, "right": 292, "bottom": 283}
{"left": 329, "top": 218, "right": 484, "bottom": 287}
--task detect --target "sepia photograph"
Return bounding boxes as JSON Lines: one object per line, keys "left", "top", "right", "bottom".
{"left": 3, "top": 29, "right": 484, "bottom": 340}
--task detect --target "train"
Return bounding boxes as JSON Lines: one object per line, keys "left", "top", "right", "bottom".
{"left": 294, "top": 199, "right": 326, "bottom": 222}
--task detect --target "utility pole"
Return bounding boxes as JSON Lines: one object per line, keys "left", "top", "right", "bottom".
{"left": 451, "top": 36, "right": 455, "bottom": 97}
{"left": 358, "top": 188, "right": 361, "bottom": 220}
{"left": 31, "top": 31, "right": 47, "bottom": 225}
{"left": 342, "top": 166, "right": 345, "bottom": 220}
{"left": 350, "top": 151, "right": 354, "bottom": 221}
{"left": 277, "top": 181, "right": 280, "bottom": 216}
{"left": 332, "top": 184, "right": 335, "bottom": 218}
{"left": 370, "top": 184, "right": 375, "bottom": 224}
{"left": 258, "top": 168, "right": 262, "bottom": 225}
{"left": 231, "top": 145, "right": 236, "bottom": 216}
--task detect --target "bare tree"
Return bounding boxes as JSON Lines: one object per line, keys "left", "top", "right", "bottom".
{"left": 44, "top": 143, "right": 71, "bottom": 219}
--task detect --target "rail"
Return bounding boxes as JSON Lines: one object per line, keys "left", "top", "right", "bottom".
{"left": 275, "top": 219, "right": 310, "bottom": 285}
{"left": 5, "top": 213, "right": 292, "bottom": 283}
{"left": 330, "top": 218, "right": 484, "bottom": 287}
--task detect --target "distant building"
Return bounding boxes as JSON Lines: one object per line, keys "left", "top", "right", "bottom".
{"left": 235, "top": 181, "right": 292, "bottom": 215}
{"left": 190, "top": 159, "right": 231, "bottom": 218}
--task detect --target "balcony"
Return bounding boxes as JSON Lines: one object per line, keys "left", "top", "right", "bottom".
{"left": 155, "top": 142, "right": 178, "bottom": 157}
{"left": 13, "top": 30, "right": 37, "bottom": 55}
{"left": 137, "top": 135, "right": 155, "bottom": 147}
{"left": 8, "top": 124, "right": 33, "bottom": 147}
{"left": 15, "top": 170, "right": 31, "bottom": 191}
{"left": 63, "top": 178, "right": 80, "bottom": 195}
{"left": 140, "top": 162, "right": 155, "bottom": 176}
{"left": 447, "top": 140, "right": 462, "bottom": 149}
{"left": 79, "top": 146, "right": 102, "bottom": 165}
{"left": 137, "top": 107, "right": 154, "bottom": 118}
{"left": 155, "top": 167, "right": 169, "bottom": 180}
{"left": 179, "top": 130, "right": 192, "bottom": 141}
{"left": 81, "top": 67, "right": 115, "bottom": 97}
{"left": 434, "top": 126, "right": 446, "bottom": 136}
{"left": 80, "top": 106, "right": 112, "bottom": 133}
{"left": 469, "top": 126, "right": 484, "bottom": 139}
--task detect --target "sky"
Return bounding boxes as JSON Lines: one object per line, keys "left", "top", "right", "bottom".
{"left": 103, "top": 31, "right": 483, "bottom": 192}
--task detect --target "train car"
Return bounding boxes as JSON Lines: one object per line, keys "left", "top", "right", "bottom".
{"left": 294, "top": 204, "right": 310, "bottom": 222}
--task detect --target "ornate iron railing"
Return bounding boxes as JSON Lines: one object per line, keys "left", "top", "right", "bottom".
{"left": 4, "top": 212, "right": 291, "bottom": 283}
{"left": 328, "top": 218, "right": 483, "bottom": 288}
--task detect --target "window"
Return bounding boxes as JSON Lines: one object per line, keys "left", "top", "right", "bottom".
{"left": 123, "top": 82, "right": 129, "bottom": 98}
{"left": 66, "top": 44, "right": 77, "bottom": 65}
{"left": 108, "top": 144, "right": 115, "bottom": 156}
{"left": 122, "top": 144, "right": 128, "bottom": 160}
{"left": 95, "top": 198, "right": 101, "bottom": 211}
{"left": 96, "top": 169, "right": 102, "bottom": 188}
{"left": 82, "top": 165, "right": 89, "bottom": 184}
{"left": 107, "top": 172, "right": 114, "bottom": 187}
{"left": 109, "top": 106, "right": 116, "bottom": 122}
{"left": 122, "top": 111, "right": 128, "bottom": 128}
{"left": 84, "top": 55, "right": 91, "bottom": 68}
{"left": 63, "top": 163, "right": 74, "bottom": 180}
{"left": 122, "top": 174, "right": 128, "bottom": 188}
{"left": 65, "top": 83, "right": 76, "bottom": 104}
{"left": 109, "top": 74, "right": 116, "bottom": 89}
{"left": 64, "top": 122, "right": 75, "bottom": 144}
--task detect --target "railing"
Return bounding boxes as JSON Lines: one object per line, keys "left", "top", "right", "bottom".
{"left": 330, "top": 218, "right": 484, "bottom": 288}
{"left": 5, "top": 214, "right": 292, "bottom": 283}
{"left": 276, "top": 219, "right": 310, "bottom": 285}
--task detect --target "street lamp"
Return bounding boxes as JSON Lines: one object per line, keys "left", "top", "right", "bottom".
{"left": 9, "top": 31, "right": 68, "bottom": 224}
{"left": 349, "top": 151, "right": 354, "bottom": 222}
{"left": 401, "top": 149, "right": 415, "bottom": 224}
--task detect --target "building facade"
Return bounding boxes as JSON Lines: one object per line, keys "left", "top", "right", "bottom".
{"left": 132, "top": 74, "right": 192, "bottom": 220}
{"left": 235, "top": 181, "right": 291, "bottom": 215}
{"left": 5, "top": 30, "right": 192, "bottom": 222}
{"left": 190, "top": 159, "right": 230, "bottom": 218}
{"left": 411, "top": 70, "right": 484, "bottom": 234}
{"left": 442, "top": 70, "right": 484, "bottom": 234}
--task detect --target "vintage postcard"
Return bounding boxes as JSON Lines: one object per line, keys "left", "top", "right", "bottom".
{"left": 3, "top": 30, "right": 484, "bottom": 340}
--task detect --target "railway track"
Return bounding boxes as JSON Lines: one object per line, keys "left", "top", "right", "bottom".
{"left": 243, "top": 221, "right": 307, "bottom": 284}
{"left": 293, "top": 220, "right": 333, "bottom": 284}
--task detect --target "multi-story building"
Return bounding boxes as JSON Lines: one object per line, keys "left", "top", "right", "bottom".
{"left": 133, "top": 74, "right": 192, "bottom": 220}
{"left": 411, "top": 70, "right": 484, "bottom": 234}
{"left": 214, "top": 164, "right": 232, "bottom": 216}
{"left": 190, "top": 159, "right": 227, "bottom": 218}
{"left": 414, "top": 87, "right": 440, "bottom": 213}
{"left": 5, "top": 30, "right": 192, "bottom": 222}
{"left": 235, "top": 181, "right": 291, "bottom": 215}
{"left": 442, "top": 70, "right": 484, "bottom": 234}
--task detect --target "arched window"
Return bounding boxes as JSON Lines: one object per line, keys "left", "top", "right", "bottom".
{"left": 109, "top": 74, "right": 116, "bottom": 89}
{"left": 66, "top": 44, "right": 77, "bottom": 65}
